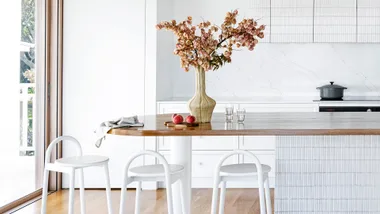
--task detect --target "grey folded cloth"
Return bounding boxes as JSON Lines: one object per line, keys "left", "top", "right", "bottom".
{"left": 95, "top": 116, "right": 144, "bottom": 148}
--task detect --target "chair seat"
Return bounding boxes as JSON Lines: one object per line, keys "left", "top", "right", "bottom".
{"left": 220, "top": 163, "right": 271, "bottom": 176}
{"left": 55, "top": 155, "right": 109, "bottom": 168}
{"left": 129, "top": 164, "right": 184, "bottom": 177}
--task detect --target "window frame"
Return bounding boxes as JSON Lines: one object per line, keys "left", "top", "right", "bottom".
{"left": 0, "top": 0, "right": 63, "bottom": 212}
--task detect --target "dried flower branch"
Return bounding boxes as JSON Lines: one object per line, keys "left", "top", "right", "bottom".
{"left": 156, "top": 10, "right": 265, "bottom": 72}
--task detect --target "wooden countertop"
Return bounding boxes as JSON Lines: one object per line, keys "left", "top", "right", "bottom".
{"left": 108, "top": 112, "right": 380, "bottom": 136}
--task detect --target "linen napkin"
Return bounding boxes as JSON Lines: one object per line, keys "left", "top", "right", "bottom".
{"left": 95, "top": 116, "right": 144, "bottom": 148}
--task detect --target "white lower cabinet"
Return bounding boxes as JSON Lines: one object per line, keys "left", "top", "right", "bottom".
{"left": 159, "top": 136, "right": 237, "bottom": 151}
{"left": 156, "top": 101, "right": 318, "bottom": 188}
{"left": 159, "top": 151, "right": 242, "bottom": 188}
{"left": 241, "top": 151, "right": 276, "bottom": 187}
{"left": 158, "top": 150, "right": 275, "bottom": 188}
{"left": 238, "top": 103, "right": 319, "bottom": 113}
{"left": 240, "top": 136, "right": 276, "bottom": 150}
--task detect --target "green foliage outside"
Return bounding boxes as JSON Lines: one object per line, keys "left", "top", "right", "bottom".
{"left": 20, "top": 0, "right": 36, "bottom": 155}
{"left": 21, "top": 0, "right": 35, "bottom": 84}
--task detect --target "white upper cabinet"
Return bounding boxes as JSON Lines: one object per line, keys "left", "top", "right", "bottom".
{"left": 271, "top": 0, "right": 314, "bottom": 43}
{"left": 247, "top": 0, "right": 380, "bottom": 43}
{"left": 314, "top": 0, "right": 357, "bottom": 43}
{"left": 357, "top": 0, "right": 380, "bottom": 43}
{"left": 249, "top": 0, "right": 271, "bottom": 43}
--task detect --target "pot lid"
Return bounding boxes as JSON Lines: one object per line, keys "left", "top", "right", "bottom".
{"left": 317, "top": 81, "right": 347, "bottom": 90}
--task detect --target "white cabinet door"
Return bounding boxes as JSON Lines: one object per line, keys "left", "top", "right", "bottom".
{"left": 271, "top": 0, "right": 314, "bottom": 43}
{"left": 357, "top": 0, "right": 380, "bottom": 43}
{"left": 249, "top": 0, "right": 271, "bottom": 43}
{"left": 239, "top": 103, "right": 319, "bottom": 112}
{"left": 158, "top": 103, "right": 187, "bottom": 114}
{"left": 157, "top": 102, "right": 231, "bottom": 114}
{"left": 158, "top": 136, "right": 237, "bottom": 151}
{"left": 161, "top": 151, "right": 238, "bottom": 178}
{"left": 240, "top": 136, "right": 275, "bottom": 150}
{"left": 314, "top": 0, "right": 356, "bottom": 43}
{"left": 242, "top": 151, "right": 276, "bottom": 178}
{"left": 192, "top": 136, "right": 237, "bottom": 151}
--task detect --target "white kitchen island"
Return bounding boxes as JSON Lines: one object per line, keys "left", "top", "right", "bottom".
{"left": 110, "top": 112, "right": 380, "bottom": 214}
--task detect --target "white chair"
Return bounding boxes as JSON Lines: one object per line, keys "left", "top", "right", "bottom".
{"left": 41, "top": 136, "right": 113, "bottom": 214}
{"left": 119, "top": 150, "right": 186, "bottom": 214}
{"left": 211, "top": 150, "right": 272, "bottom": 214}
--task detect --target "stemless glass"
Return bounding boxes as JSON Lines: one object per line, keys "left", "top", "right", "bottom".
{"left": 225, "top": 104, "right": 234, "bottom": 122}
{"left": 236, "top": 108, "right": 246, "bottom": 123}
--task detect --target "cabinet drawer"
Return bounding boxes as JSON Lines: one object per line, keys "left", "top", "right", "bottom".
{"left": 239, "top": 103, "right": 319, "bottom": 112}
{"left": 240, "top": 136, "right": 275, "bottom": 150}
{"left": 158, "top": 136, "right": 237, "bottom": 151}
{"left": 192, "top": 153, "right": 237, "bottom": 177}
{"left": 158, "top": 102, "right": 229, "bottom": 114}
{"left": 162, "top": 152, "right": 238, "bottom": 178}
{"left": 242, "top": 151, "right": 275, "bottom": 178}
{"left": 158, "top": 103, "right": 187, "bottom": 114}
{"left": 213, "top": 103, "right": 234, "bottom": 113}
{"left": 192, "top": 136, "right": 237, "bottom": 150}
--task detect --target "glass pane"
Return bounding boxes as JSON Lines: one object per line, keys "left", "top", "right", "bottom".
{"left": 0, "top": 0, "right": 44, "bottom": 207}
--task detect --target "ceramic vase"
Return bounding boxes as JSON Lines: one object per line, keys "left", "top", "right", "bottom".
{"left": 187, "top": 67, "right": 216, "bottom": 123}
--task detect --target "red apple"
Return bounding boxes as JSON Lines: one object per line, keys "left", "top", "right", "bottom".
{"left": 172, "top": 115, "right": 184, "bottom": 124}
{"left": 186, "top": 115, "right": 196, "bottom": 124}
{"left": 172, "top": 113, "right": 178, "bottom": 119}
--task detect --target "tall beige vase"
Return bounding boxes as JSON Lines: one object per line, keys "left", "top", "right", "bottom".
{"left": 188, "top": 67, "right": 216, "bottom": 123}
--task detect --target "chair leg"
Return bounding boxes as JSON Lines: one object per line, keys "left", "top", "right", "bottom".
{"left": 41, "top": 169, "right": 49, "bottom": 214}
{"left": 103, "top": 163, "right": 114, "bottom": 214}
{"left": 68, "top": 169, "right": 76, "bottom": 214}
{"left": 134, "top": 181, "right": 142, "bottom": 214}
{"left": 165, "top": 177, "right": 174, "bottom": 214}
{"left": 264, "top": 178, "right": 272, "bottom": 214}
{"left": 79, "top": 169, "right": 86, "bottom": 214}
{"left": 258, "top": 175, "right": 267, "bottom": 214}
{"left": 211, "top": 176, "right": 221, "bottom": 214}
{"left": 119, "top": 173, "right": 129, "bottom": 214}
{"left": 179, "top": 178, "right": 187, "bottom": 214}
{"left": 219, "top": 181, "right": 226, "bottom": 214}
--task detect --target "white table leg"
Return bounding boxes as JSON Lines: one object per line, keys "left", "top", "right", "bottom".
{"left": 170, "top": 136, "right": 192, "bottom": 214}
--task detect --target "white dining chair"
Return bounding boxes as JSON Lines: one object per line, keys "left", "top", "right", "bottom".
{"left": 119, "top": 150, "right": 186, "bottom": 214}
{"left": 211, "top": 150, "right": 272, "bottom": 214}
{"left": 41, "top": 136, "right": 113, "bottom": 214}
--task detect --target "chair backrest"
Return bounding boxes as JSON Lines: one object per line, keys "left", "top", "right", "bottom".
{"left": 122, "top": 150, "right": 170, "bottom": 175}
{"left": 45, "top": 136, "right": 82, "bottom": 164}
{"left": 215, "top": 149, "right": 264, "bottom": 176}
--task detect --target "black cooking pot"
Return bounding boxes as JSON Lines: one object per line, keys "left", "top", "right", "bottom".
{"left": 317, "top": 81, "right": 347, "bottom": 100}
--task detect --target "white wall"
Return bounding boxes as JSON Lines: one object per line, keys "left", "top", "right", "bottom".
{"left": 155, "top": 0, "right": 380, "bottom": 100}
{"left": 156, "top": 0, "right": 176, "bottom": 100}
{"left": 63, "top": 0, "right": 148, "bottom": 188}
{"left": 0, "top": 0, "right": 20, "bottom": 155}
{"left": 170, "top": 44, "right": 380, "bottom": 99}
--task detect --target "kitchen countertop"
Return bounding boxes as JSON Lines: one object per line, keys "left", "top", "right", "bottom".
{"left": 157, "top": 96, "right": 320, "bottom": 103}
{"left": 157, "top": 96, "right": 380, "bottom": 104}
{"left": 108, "top": 112, "right": 380, "bottom": 136}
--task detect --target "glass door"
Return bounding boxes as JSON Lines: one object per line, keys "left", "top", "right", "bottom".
{"left": 0, "top": 0, "right": 46, "bottom": 208}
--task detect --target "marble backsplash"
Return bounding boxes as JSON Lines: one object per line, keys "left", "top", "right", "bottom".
{"left": 167, "top": 44, "right": 380, "bottom": 100}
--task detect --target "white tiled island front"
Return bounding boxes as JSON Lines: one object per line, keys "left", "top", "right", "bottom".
{"left": 276, "top": 136, "right": 380, "bottom": 213}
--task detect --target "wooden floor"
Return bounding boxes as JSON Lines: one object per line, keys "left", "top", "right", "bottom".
{"left": 13, "top": 189, "right": 274, "bottom": 214}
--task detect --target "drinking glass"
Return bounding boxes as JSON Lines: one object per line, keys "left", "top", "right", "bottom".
{"left": 225, "top": 104, "right": 234, "bottom": 122}
{"left": 236, "top": 108, "right": 246, "bottom": 123}
{"left": 224, "top": 122, "right": 233, "bottom": 130}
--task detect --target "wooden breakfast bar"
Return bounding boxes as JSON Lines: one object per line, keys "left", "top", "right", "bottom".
{"left": 109, "top": 112, "right": 380, "bottom": 214}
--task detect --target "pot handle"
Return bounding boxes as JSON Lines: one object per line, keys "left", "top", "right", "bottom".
{"left": 330, "top": 81, "right": 334, "bottom": 85}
